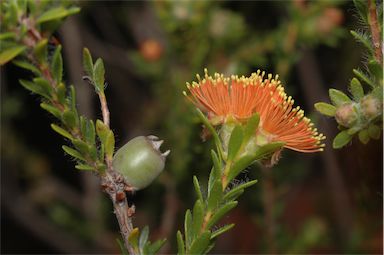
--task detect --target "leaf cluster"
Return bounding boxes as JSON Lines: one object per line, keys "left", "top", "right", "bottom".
{"left": 176, "top": 111, "right": 284, "bottom": 254}
{"left": 314, "top": 0, "right": 383, "bottom": 149}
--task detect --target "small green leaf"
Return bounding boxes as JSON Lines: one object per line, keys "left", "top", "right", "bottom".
{"left": 358, "top": 129, "right": 370, "bottom": 144}
{"left": 207, "top": 180, "right": 223, "bottom": 212}
{"left": 329, "top": 89, "right": 352, "bottom": 106}
{"left": 62, "top": 145, "right": 85, "bottom": 161}
{"left": 208, "top": 151, "right": 222, "bottom": 192}
{"left": 13, "top": 60, "right": 40, "bottom": 74}
{"left": 353, "top": 69, "right": 375, "bottom": 88}
{"left": 36, "top": 6, "right": 80, "bottom": 23}
{"left": 0, "top": 46, "right": 26, "bottom": 65}
{"left": 243, "top": 113, "right": 260, "bottom": 142}
{"left": 96, "top": 119, "right": 109, "bottom": 143}
{"left": 83, "top": 48, "right": 93, "bottom": 76}
{"left": 350, "top": 30, "right": 373, "bottom": 54}
{"left": 193, "top": 176, "right": 204, "bottom": 202}
{"left": 72, "top": 139, "right": 89, "bottom": 155}
{"left": 75, "top": 164, "right": 94, "bottom": 170}
{"left": 347, "top": 126, "right": 361, "bottom": 135}
{"left": 349, "top": 78, "right": 364, "bottom": 100}
{"left": 211, "top": 224, "right": 235, "bottom": 239}
{"left": 139, "top": 226, "right": 149, "bottom": 253}
{"left": 69, "top": 85, "right": 76, "bottom": 110}
{"left": 40, "top": 102, "right": 61, "bottom": 119}
{"left": 128, "top": 228, "right": 140, "bottom": 252}
{"left": 333, "top": 130, "right": 352, "bottom": 149}
{"left": 227, "top": 142, "right": 284, "bottom": 183}
{"left": 184, "top": 210, "right": 193, "bottom": 249}
{"left": 56, "top": 83, "right": 66, "bottom": 105}
{"left": 188, "top": 231, "right": 211, "bottom": 255}
{"left": 206, "top": 201, "right": 238, "bottom": 229}
{"left": 192, "top": 200, "right": 204, "bottom": 238}
{"left": 227, "top": 125, "right": 244, "bottom": 161}
{"left": 105, "top": 130, "right": 115, "bottom": 159}
{"left": 223, "top": 180, "right": 258, "bottom": 201}
{"left": 93, "top": 58, "right": 105, "bottom": 93}
{"left": 51, "top": 45, "right": 63, "bottom": 84}
{"left": 145, "top": 239, "right": 167, "bottom": 255}
{"left": 368, "top": 124, "right": 381, "bottom": 140}
{"left": 176, "top": 231, "right": 185, "bottom": 255}
{"left": 62, "top": 109, "right": 78, "bottom": 128}
{"left": 314, "top": 102, "right": 336, "bottom": 117}
{"left": 368, "top": 60, "right": 383, "bottom": 79}
{"left": 34, "top": 39, "right": 48, "bottom": 63}
{"left": 19, "top": 79, "right": 50, "bottom": 99}
{"left": 33, "top": 77, "right": 53, "bottom": 98}
{"left": 51, "top": 124, "right": 73, "bottom": 140}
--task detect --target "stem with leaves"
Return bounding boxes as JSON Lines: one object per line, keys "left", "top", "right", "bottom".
{"left": 176, "top": 110, "right": 284, "bottom": 254}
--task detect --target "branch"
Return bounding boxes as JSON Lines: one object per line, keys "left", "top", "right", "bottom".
{"left": 368, "top": 0, "right": 383, "bottom": 64}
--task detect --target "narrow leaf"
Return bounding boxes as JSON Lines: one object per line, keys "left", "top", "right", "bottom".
{"left": 105, "top": 130, "right": 115, "bottom": 159}
{"left": 116, "top": 239, "right": 129, "bottom": 255}
{"left": 227, "top": 125, "right": 244, "bottom": 161}
{"left": 329, "top": 89, "right": 352, "bottom": 106}
{"left": 72, "top": 139, "right": 90, "bottom": 155}
{"left": 147, "top": 239, "right": 166, "bottom": 255}
{"left": 188, "top": 231, "right": 211, "bottom": 255}
{"left": 19, "top": 79, "right": 49, "bottom": 98}
{"left": 0, "top": 46, "right": 26, "bottom": 65}
{"left": 211, "top": 224, "right": 235, "bottom": 239}
{"left": 192, "top": 200, "right": 204, "bottom": 238}
{"left": 56, "top": 83, "right": 66, "bottom": 105}
{"left": 333, "top": 130, "right": 352, "bottom": 148}
{"left": 349, "top": 78, "right": 364, "bottom": 100}
{"left": 51, "top": 124, "right": 73, "bottom": 140}
{"left": 33, "top": 39, "right": 48, "bottom": 63}
{"left": 184, "top": 210, "right": 193, "bottom": 249}
{"left": 96, "top": 119, "right": 109, "bottom": 144}
{"left": 314, "top": 102, "right": 336, "bottom": 117}
{"left": 13, "top": 60, "right": 40, "bottom": 74}
{"left": 207, "top": 180, "right": 223, "bottom": 212}
{"left": 193, "top": 176, "right": 204, "bottom": 202}
{"left": 40, "top": 102, "right": 61, "bottom": 119}
{"left": 368, "top": 60, "right": 383, "bottom": 79}
{"left": 51, "top": 45, "right": 63, "bottom": 84}
{"left": 223, "top": 180, "right": 258, "bottom": 201}
{"left": 358, "top": 129, "right": 370, "bottom": 144}
{"left": 83, "top": 48, "right": 93, "bottom": 76}
{"left": 368, "top": 124, "right": 381, "bottom": 140}
{"left": 62, "top": 145, "right": 85, "bottom": 161}
{"left": 62, "top": 109, "right": 78, "bottom": 128}
{"left": 93, "top": 58, "right": 105, "bottom": 93}
{"left": 350, "top": 30, "right": 373, "bottom": 54}
{"left": 176, "top": 231, "right": 185, "bottom": 255}
{"left": 243, "top": 113, "right": 260, "bottom": 142}
{"left": 353, "top": 69, "right": 375, "bottom": 88}
{"left": 206, "top": 201, "right": 238, "bottom": 229}
{"left": 37, "top": 7, "right": 80, "bottom": 23}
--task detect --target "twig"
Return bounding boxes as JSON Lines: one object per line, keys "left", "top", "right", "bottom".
{"left": 97, "top": 82, "right": 136, "bottom": 254}
{"left": 367, "top": 0, "right": 383, "bottom": 64}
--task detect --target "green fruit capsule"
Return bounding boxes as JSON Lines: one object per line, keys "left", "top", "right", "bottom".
{"left": 113, "top": 136, "right": 170, "bottom": 190}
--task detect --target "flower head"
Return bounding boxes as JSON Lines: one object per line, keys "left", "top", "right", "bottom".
{"left": 184, "top": 69, "right": 325, "bottom": 153}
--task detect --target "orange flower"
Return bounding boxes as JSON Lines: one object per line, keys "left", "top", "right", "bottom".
{"left": 184, "top": 70, "right": 325, "bottom": 153}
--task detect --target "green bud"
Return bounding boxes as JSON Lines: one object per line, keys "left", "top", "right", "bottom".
{"left": 335, "top": 103, "right": 358, "bottom": 128}
{"left": 112, "top": 136, "right": 170, "bottom": 190}
{"left": 360, "top": 95, "right": 382, "bottom": 120}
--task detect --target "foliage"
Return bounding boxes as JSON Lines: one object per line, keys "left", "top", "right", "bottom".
{"left": 315, "top": 0, "right": 383, "bottom": 148}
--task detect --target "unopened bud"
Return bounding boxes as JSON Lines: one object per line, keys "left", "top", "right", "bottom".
{"left": 113, "top": 136, "right": 169, "bottom": 190}
{"left": 360, "top": 95, "right": 382, "bottom": 120}
{"left": 335, "top": 103, "right": 358, "bottom": 127}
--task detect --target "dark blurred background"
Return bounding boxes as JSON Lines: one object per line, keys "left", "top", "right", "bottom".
{"left": 1, "top": 1, "right": 382, "bottom": 254}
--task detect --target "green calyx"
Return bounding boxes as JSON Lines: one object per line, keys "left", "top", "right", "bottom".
{"left": 112, "top": 136, "right": 170, "bottom": 190}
